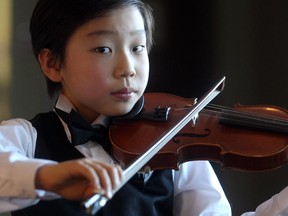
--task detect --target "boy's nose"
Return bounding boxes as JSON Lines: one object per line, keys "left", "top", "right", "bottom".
{"left": 120, "top": 68, "right": 136, "bottom": 78}
{"left": 114, "top": 53, "right": 136, "bottom": 78}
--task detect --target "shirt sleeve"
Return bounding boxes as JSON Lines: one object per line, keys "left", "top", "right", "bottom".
{"left": 241, "top": 186, "right": 288, "bottom": 216}
{"left": 0, "top": 119, "right": 58, "bottom": 213}
{"left": 173, "top": 161, "right": 232, "bottom": 216}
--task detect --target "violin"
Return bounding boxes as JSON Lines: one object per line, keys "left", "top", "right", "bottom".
{"left": 110, "top": 93, "right": 288, "bottom": 172}
{"left": 83, "top": 76, "right": 288, "bottom": 214}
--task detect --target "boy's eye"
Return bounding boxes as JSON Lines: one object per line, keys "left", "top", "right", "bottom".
{"left": 132, "top": 45, "right": 145, "bottom": 53}
{"left": 94, "top": 47, "right": 111, "bottom": 54}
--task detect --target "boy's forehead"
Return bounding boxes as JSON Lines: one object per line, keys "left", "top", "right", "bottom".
{"left": 75, "top": 7, "right": 145, "bottom": 35}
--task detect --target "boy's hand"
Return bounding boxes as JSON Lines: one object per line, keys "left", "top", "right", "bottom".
{"left": 35, "top": 158, "right": 123, "bottom": 200}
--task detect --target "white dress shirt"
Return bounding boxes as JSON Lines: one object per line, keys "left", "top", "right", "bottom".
{"left": 0, "top": 94, "right": 234, "bottom": 215}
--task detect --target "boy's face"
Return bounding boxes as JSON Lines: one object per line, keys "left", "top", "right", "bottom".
{"left": 59, "top": 6, "right": 149, "bottom": 122}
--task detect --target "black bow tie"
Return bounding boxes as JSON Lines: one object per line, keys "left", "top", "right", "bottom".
{"left": 54, "top": 108, "right": 109, "bottom": 151}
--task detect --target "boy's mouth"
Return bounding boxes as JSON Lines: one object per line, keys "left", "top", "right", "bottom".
{"left": 111, "top": 87, "right": 136, "bottom": 101}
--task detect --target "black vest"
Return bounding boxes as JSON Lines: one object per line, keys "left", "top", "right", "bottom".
{"left": 12, "top": 111, "right": 174, "bottom": 216}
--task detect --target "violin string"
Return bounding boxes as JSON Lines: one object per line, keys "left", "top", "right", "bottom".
{"left": 207, "top": 104, "right": 288, "bottom": 123}
{"left": 203, "top": 104, "right": 288, "bottom": 131}
{"left": 168, "top": 102, "right": 288, "bottom": 131}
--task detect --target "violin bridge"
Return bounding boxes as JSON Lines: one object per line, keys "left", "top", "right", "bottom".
{"left": 191, "top": 113, "right": 199, "bottom": 127}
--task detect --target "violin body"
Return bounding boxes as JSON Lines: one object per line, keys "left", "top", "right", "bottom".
{"left": 109, "top": 93, "right": 288, "bottom": 172}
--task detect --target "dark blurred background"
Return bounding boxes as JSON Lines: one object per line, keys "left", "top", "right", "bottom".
{"left": 3, "top": 0, "right": 288, "bottom": 215}
{"left": 145, "top": 1, "right": 288, "bottom": 215}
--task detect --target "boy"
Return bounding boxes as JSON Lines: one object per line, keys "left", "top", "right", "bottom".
{"left": 0, "top": 0, "right": 231, "bottom": 215}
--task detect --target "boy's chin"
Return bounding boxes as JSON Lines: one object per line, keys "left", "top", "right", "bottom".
{"left": 112, "top": 96, "right": 144, "bottom": 119}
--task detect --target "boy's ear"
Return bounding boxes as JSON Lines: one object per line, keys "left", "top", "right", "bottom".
{"left": 38, "top": 49, "right": 62, "bottom": 82}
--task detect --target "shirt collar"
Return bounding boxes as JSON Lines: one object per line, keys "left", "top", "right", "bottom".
{"left": 54, "top": 93, "right": 110, "bottom": 127}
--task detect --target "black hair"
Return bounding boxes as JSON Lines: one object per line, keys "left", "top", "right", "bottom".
{"left": 30, "top": 0, "right": 154, "bottom": 97}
